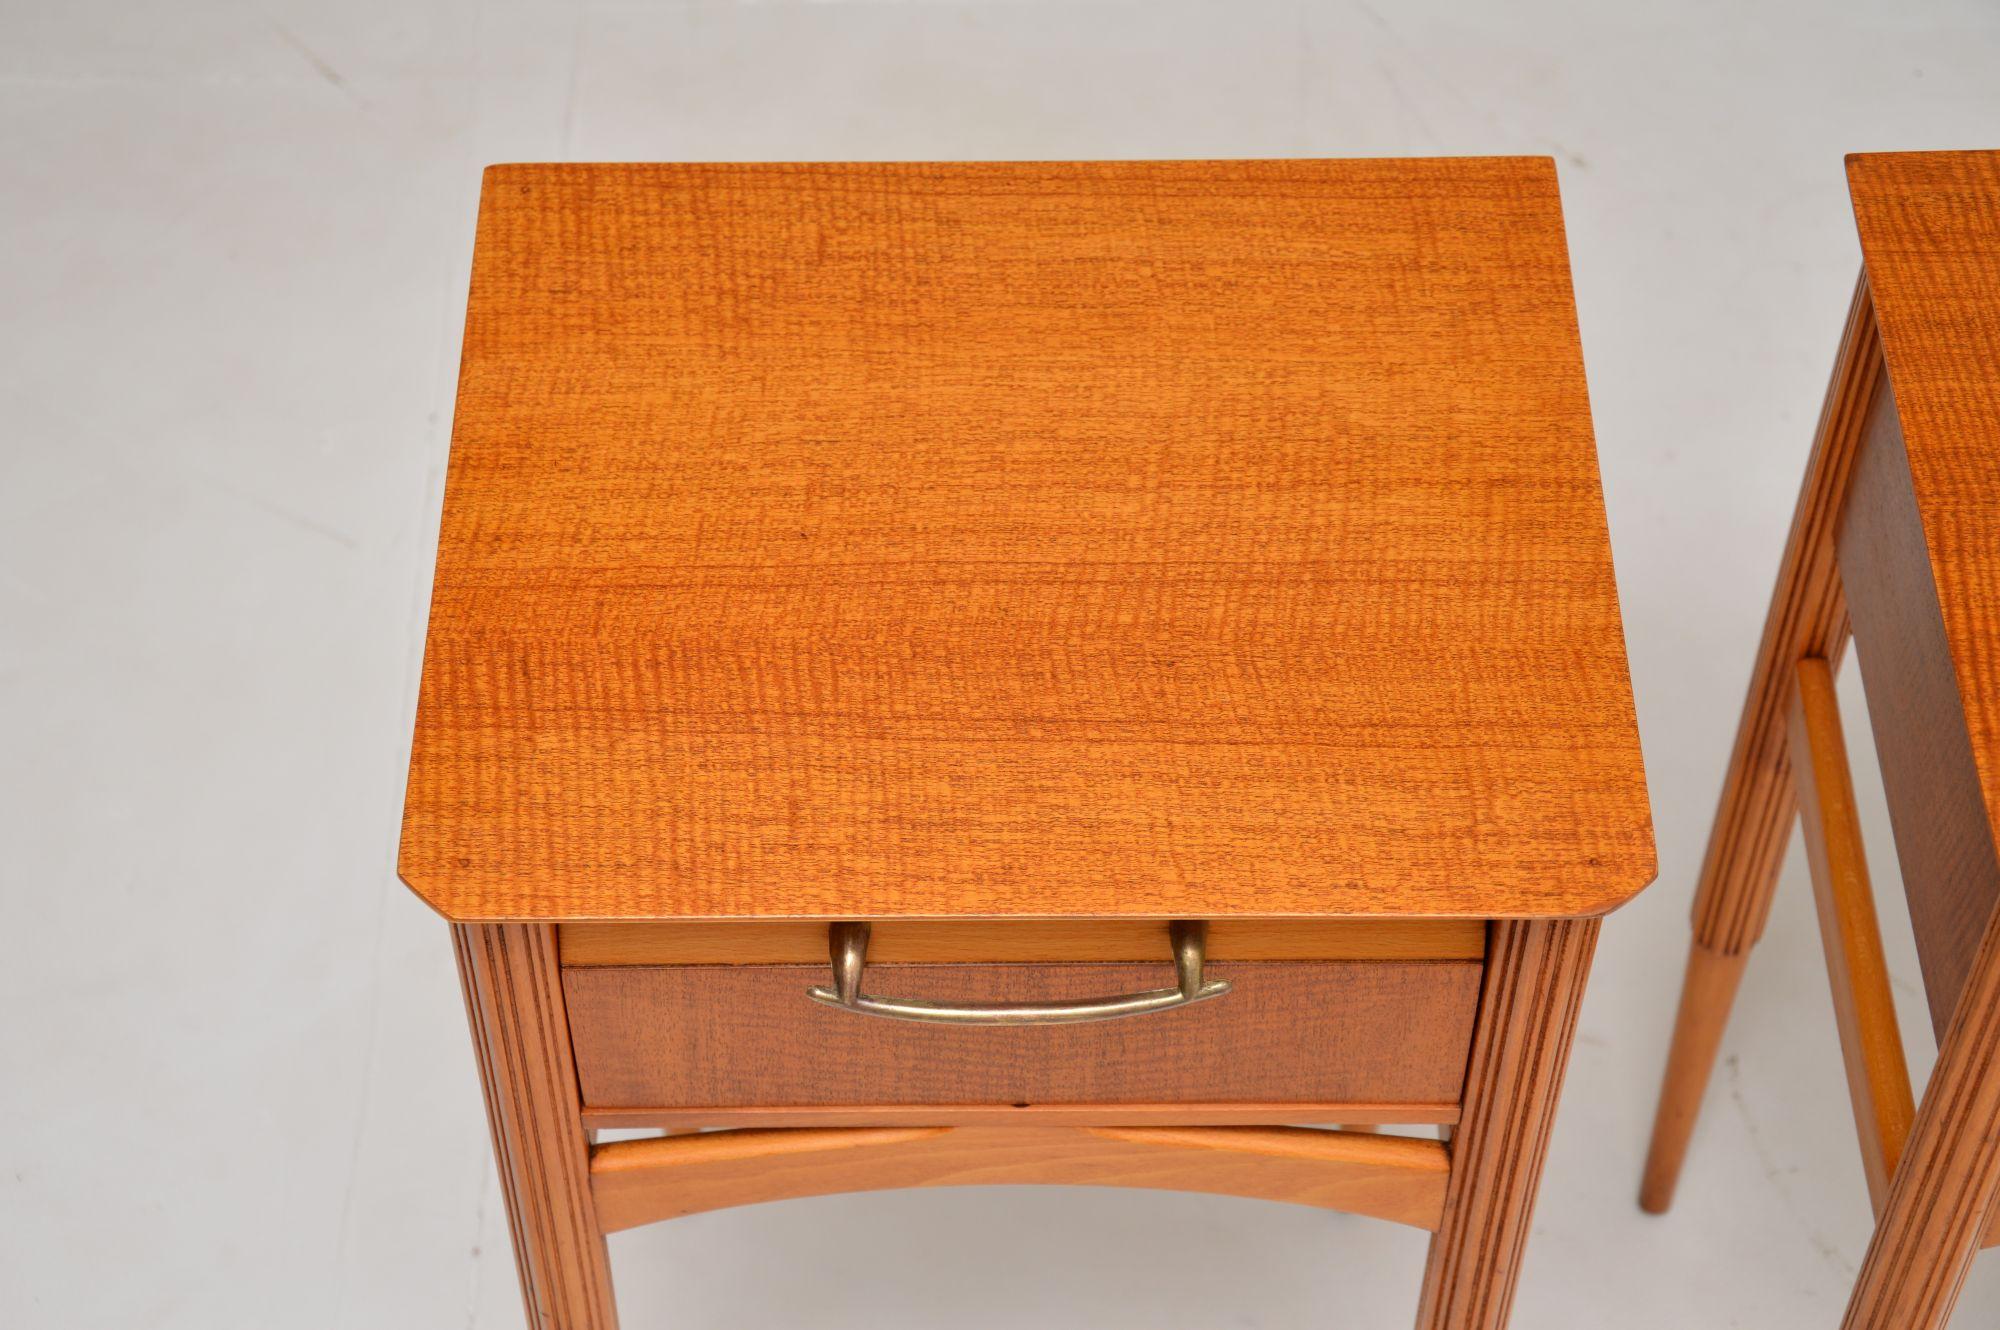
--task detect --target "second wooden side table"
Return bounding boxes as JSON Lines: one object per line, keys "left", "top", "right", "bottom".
{"left": 399, "top": 157, "right": 1655, "bottom": 1330}
{"left": 1641, "top": 149, "right": 2000, "bottom": 1330}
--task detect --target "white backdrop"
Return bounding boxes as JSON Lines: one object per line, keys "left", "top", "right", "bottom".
{"left": 5, "top": 1, "right": 2000, "bottom": 1325}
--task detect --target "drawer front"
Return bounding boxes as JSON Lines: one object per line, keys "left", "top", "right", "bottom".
{"left": 563, "top": 959, "right": 1481, "bottom": 1111}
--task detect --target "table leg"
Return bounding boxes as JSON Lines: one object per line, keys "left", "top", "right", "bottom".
{"left": 455, "top": 923, "right": 619, "bottom": 1330}
{"left": 1414, "top": 918, "right": 1599, "bottom": 1330}
{"left": 1840, "top": 906, "right": 2000, "bottom": 1328}
{"left": 1638, "top": 939, "right": 1751, "bottom": 1214}
{"left": 1639, "top": 562, "right": 1835, "bottom": 1215}
{"left": 1640, "top": 277, "right": 1885, "bottom": 1214}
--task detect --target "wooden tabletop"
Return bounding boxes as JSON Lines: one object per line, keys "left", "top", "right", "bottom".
{"left": 399, "top": 159, "right": 1654, "bottom": 923}
{"left": 1848, "top": 150, "right": 2000, "bottom": 892}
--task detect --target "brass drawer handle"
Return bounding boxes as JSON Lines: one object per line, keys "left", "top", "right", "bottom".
{"left": 806, "top": 920, "right": 1231, "bottom": 1025}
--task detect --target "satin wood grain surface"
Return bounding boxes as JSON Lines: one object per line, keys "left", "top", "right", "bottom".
{"left": 398, "top": 158, "right": 1653, "bottom": 922}
{"left": 1845, "top": 150, "right": 2000, "bottom": 1030}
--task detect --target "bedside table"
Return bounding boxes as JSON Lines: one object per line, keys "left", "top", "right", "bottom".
{"left": 399, "top": 158, "right": 1654, "bottom": 1330}
{"left": 1641, "top": 149, "right": 2000, "bottom": 1330}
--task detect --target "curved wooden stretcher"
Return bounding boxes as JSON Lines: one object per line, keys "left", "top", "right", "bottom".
{"left": 589, "top": 1124, "right": 1451, "bottom": 1232}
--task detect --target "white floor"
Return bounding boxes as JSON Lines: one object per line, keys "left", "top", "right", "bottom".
{"left": 6, "top": 1, "right": 2000, "bottom": 1326}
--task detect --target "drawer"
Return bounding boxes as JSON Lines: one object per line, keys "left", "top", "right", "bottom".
{"left": 560, "top": 922, "right": 1484, "bottom": 1119}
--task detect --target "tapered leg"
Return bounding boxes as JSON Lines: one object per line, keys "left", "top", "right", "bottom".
{"left": 455, "top": 923, "right": 619, "bottom": 1330}
{"left": 1840, "top": 906, "right": 2000, "bottom": 1329}
{"left": 1640, "top": 274, "right": 1884, "bottom": 1214}
{"left": 1415, "top": 919, "right": 1599, "bottom": 1330}
{"left": 1639, "top": 941, "right": 1751, "bottom": 1212}
{"left": 1639, "top": 635, "right": 1829, "bottom": 1214}
{"left": 1638, "top": 542, "right": 1842, "bottom": 1216}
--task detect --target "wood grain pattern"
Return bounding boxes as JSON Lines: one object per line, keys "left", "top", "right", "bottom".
{"left": 558, "top": 918, "right": 1486, "bottom": 966}
{"left": 589, "top": 1125, "right": 1450, "bottom": 1232}
{"left": 1417, "top": 918, "right": 1597, "bottom": 1330}
{"left": 398, "top": 158, "right": 1653, "bottom": 923}
{"left": 1837, "top": 299, "right": 2000, "bottom": 1040}
{"left": 579, "top": 1102, "right": 1461, "bottom": 1130}
{"left": 454, "top": 924, "right": 617, "bottom": 1330}
{"left": 1841, "top": 904, "right": 2000, "bottom": 1328}
{"left": 562, "top": 959, "right": 1480, "bottom": 1110}
{"left": 1829, "top": 147, "right": 2000, "bottom": 1328}
{"left": 1848, "top": 156, "right": 2000, "bottom": 981}
{"left": 1787, "top": 657, "right": 1916, "bottom": 1213}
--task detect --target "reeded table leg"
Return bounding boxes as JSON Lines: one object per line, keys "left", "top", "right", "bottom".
{"left": 1638, "top": 533, "right": 1840, "bottom": 1218}
{"left": 1640, "top": 275, "right": 1883, "bottom": 1215}
{"left": 455, "top": 923, "right": 619, "bottom": 1330}
{"left": 1840, "top": 908, "right": 2000, "bottom": 1329}
{"left": 1639, "top": 723, "right": 1801, "bottom": 1216}
{"left": 1415, "top": 918, "right": 1598, "bottom": 1330}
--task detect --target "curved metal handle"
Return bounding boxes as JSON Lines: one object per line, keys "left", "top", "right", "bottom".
{"left": 807, "top": 920, "right": 1230, "bottom": 1026}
